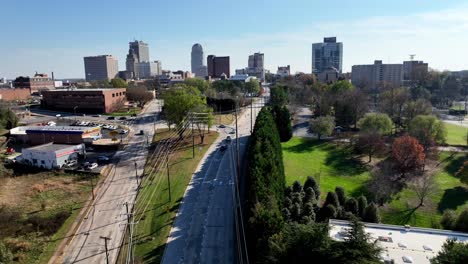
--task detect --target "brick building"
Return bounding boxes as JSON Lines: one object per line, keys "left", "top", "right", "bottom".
{"left": 41, "top": 88, "right": 126, "bottom": 113}
{"left": 13, "top": 73, "right": 55, "bottom": 93}
{"left": 0, "top": 88, "right": 31, "bottom": 101}
{"left": 10, "top": 126, "right": 102, "bottom": 145}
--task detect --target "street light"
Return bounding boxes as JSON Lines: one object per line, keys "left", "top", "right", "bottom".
{"left": 73, "top": 106, "right": 78, "bottom": 121}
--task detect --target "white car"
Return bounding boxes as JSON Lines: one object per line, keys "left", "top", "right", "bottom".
{"left": 119, "top": 129, "right": 128, "bottom": 135}
{"left": 86, "top": 163, "right": 98, "bottom": 170}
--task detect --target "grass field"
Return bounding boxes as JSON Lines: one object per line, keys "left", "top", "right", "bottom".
{"left": 105, "top": 107, "right": 141, "bottom": 117}
{"left": 281, "top": 137, "right": 467, "bottom": 229}
{"left": 131, "top": 129, "right": 218, "bottom": 264}
{"left": 0, "top": 172, "right": 97, "bottom": 263}
{"left": 282, "top": 137, "right": 371, "bottom": 199}
{"left": 445, "top": 122, "right": 467, "bottom": 146}
{"left": 381, "top": 152, "right": 467, "bottom": 228}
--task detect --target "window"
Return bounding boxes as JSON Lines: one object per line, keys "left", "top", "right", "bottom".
{"left": 112, "top": 93, "right": 115, "bottom": 97}
{"left": 33, "top": 159, "right": 38, "bottom": 164}
{"left": 41, "top": 160, "right": 45, "bottom": 164}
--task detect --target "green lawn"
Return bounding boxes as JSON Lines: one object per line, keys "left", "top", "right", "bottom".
{"left": 104, "top": 107, "right": 141, "bottom": 116}
{"left": 381, "top": 152, "right": 468, "bottom": 228}
{"left": 130, "top": 129, "right": 218, "bottom": 264}
{"left": 282, "top": 137, "right": 371, "bottom": 199}
{"left": 445, "top": 122, "right": 467, "bottom": 146}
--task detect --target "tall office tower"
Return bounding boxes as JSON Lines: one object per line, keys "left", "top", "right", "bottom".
{"left": 312, "top": 37, "right": 343, "bottom": 74}
{"left": 84, "top": 55, "right": 119, "bottom": 81}
{"left": 125, "top": 40, "right": 150, "bottom": 78}
{"left": 136, "top": 61, "right": 163, "bottom": 79}
{"left": 248, "top": 52, "right": 264, "bottom": 69}
{"left": 351, "top": 60, "right": 403, "bottom": 90}
{"left": 247, "top": 52, "right": 265, "bottom": 81}
{"left": 207, "top": 55, "right": 230, "bottom": 78}
{"left": 191, "top": 43, "right": 207, "bottom": 77}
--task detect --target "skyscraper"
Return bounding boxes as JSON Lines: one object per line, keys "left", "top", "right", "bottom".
{"left": 207, "top": 55, "right": 230, "bottom": 78}
{"left": 312, "top": 37, "right": 343, "bottom": 74}
{"left": 126, "top": 40, "right": 150, "bottom": 79}
{"left": 84, "top": 55, "right": 119, "bottom": 81}
{"left": 248, "top": 52, "right": 264, "bottom": 69}
{"left": 191, "top": 43, "right": 207, "bottom": 77}
{"left": 247, "top": 52, "right": 265, "bottom": 81}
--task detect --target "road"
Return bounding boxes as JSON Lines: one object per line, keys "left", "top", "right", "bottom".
{"left": 61, "top": 99, "right": 161, "bottom": 264}
{"left": 162, "top": 96, "right": 266, "bottom": 264}
{"left": 293, "top": 106, "right": 313, "bottom": 138}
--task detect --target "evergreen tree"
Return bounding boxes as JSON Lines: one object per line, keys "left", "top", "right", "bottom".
{"left": 292, "top": 180, "right": 302, "bottom": 193}
{"left": 455, "top": 209, "right": 468, "bottom": 232}
{"left": 304, "top": 176, "right": 320, "bottom": 200}
{"left": 303, "top": 202, "right": 316, "bottom": 221}
{"left": 357, "top": 196, "right": 368, "bottom": 218}
{"left": 324, "top": 191, "right": 340, "bottom": 208}
{"left": 345, "top": 198, "right": 359, "bottom": 216}
{"left": 363, "top": 203, "right": 380, "bottom": 223}
{"left": 431, "top": 239, "right": 468, "bottom": 264}
{"left": 291, "top": 203, "right": 302, "bottom": 222}
{"left": 335, "top": 186, "right": 346, "bottom": 206}
{"left": 441, "top": 210, "right": 457, "bottom": 230}
{"left": 321, "top": 204, "right": 337, "bottom": 220}
{"left": 303, "top": 187, "right": 316, "bottom": 205}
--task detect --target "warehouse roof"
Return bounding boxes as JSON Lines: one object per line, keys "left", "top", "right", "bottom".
{"left": 25, "top": 142, "right": 82, "bottom": 152}
{"left": 329, "top": 219, "right": 468, "bottom": 264}
{"left": 11, "top": 126, "right": 100, "bottom": 135}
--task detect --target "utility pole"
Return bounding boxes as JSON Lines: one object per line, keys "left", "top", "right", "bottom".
{"left": 166, "top": 154, "right": 171, "bottom": 202}
{"left": 134, "top": 161, "right": 139, "bottom": 186}
{"left": 99, "top": 236, "right": 111, "bottom": 264}
{"left": 235, "top": 100, "right": 240, "bottom": 179}
{"left": 90, "top": 175, "right": 95, "bottom": 200}
{"left": 250, "top": 98, "right": 253, "bottom": 133}
{"left": 191, "top": 113, "right": 195, "bottom": 158}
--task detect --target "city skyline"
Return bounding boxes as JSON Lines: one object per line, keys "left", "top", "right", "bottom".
{"left": 1, "top": 0, "right": 468, "bottom": 78}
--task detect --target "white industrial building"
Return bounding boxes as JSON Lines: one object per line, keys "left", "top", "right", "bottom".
{"left": 329, "top": 219, "right": 468, "bottom": 264}
{"left": 17, "top": 143, "right": 85, "bottom": 169}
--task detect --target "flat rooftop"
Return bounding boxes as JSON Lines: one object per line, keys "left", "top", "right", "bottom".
{"left": 11, "top": 126, "right": 100, "bottom": 135}
{"left": 26, "top": 143, "right": 81, "bottom": 152}
{"left": 45, "top": 88, "right": 125, "bottom": 92}
{"left": 329, "top": 219, "right": 468, "bottom": 264}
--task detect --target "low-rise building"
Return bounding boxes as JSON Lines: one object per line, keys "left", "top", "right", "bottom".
{"left": 329, "top": 219, "right": 468, "bottom": 264}
{"left": 10, "top": 126, "right": 102, "bottom": 145}
{"left": 13, "top": 73, "right": 55, "bottom": 93}
{"left": 0, "top": 88, "right": 31, "bottom": 101}
{"left": 17, "top": 143, "right": 85, "bottom": 169}
{"left": 317, "top": 67, "right": 342, "bottom": 83}
{"left": 41, "top": 88, "right": 126, "bottom": 113}
{"left": 277, "top": 65, "right": 291, "bottom": 77}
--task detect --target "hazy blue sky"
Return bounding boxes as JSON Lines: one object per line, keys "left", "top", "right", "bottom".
{"left": 1, "top": 0, "right": 467, "bottom": 79}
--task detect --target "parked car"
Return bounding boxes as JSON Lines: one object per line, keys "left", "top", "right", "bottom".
{"left": 138, "top": 130, "right": 144, "bottom": 135}
{"left": 119, "top": 116, "right": 127, "bottom": 120}
{"left": 86, "top": 163, "right": 98, "bottom": 170}
{"left": 92, "top": 114, "right": 101, "bottom": 117}
{"left": 107, "top": 116, "right": 115, "bottom": 120}
{"left": 131, "top": 113, "right": 137, "bottom": 117}
{"left": 119, "top": 129, "right": 128, "bottom": 135}
{"left": 225, "top": 136, "right": 232, "bottom": 142}
{"left": 229, "top": 131, "right": 235, "bottom": 135}
{"left": 65, "top": 160, "right": 78, "bottom": 168}
{"left": 219, "top": 124, "right": 226, "bottom": 128}
{"left": 220, "top": 144, "right": 228, "bottom": 151}
{"left": 97, "top": 156, "right": 110, "bottom": 163}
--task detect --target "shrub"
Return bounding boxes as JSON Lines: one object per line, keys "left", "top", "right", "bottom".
{"left": 363, "top": 203, "right": 380, "bottom": 223}
{"left": 344, "top": 198, "right": 359, "bottom": 216}
{"left": 455, "top": 209, "right": 468, "bottom": 232}
{"left": 335, "top": 187, "right": 346, "bottom": 206}
{"left": 304, "top": 176, "right": 320, "bottom": 200}
{"left": 324, "top": 191, "right": 340, "bottom": 208}
{"left": 441, "top": 210, "right": 457, "bottom": 230}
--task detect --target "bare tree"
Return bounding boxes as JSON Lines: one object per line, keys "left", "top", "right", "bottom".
{"left": 126, "top": 87, "right": 154, "bottom": 108}
{"left": 411, "top": 172, "right": 436, "bottom": 208}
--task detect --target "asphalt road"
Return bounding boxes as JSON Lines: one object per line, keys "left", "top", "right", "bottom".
{"left": 162, "top": 96, "right": 266, "bottom": 264}
{"left": 61, "top": 99, "right": 161, "bottom": 264}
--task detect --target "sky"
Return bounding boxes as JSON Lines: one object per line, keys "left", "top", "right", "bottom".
{"left": 1, "top": 0, "right": 468, "bottom": 79}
